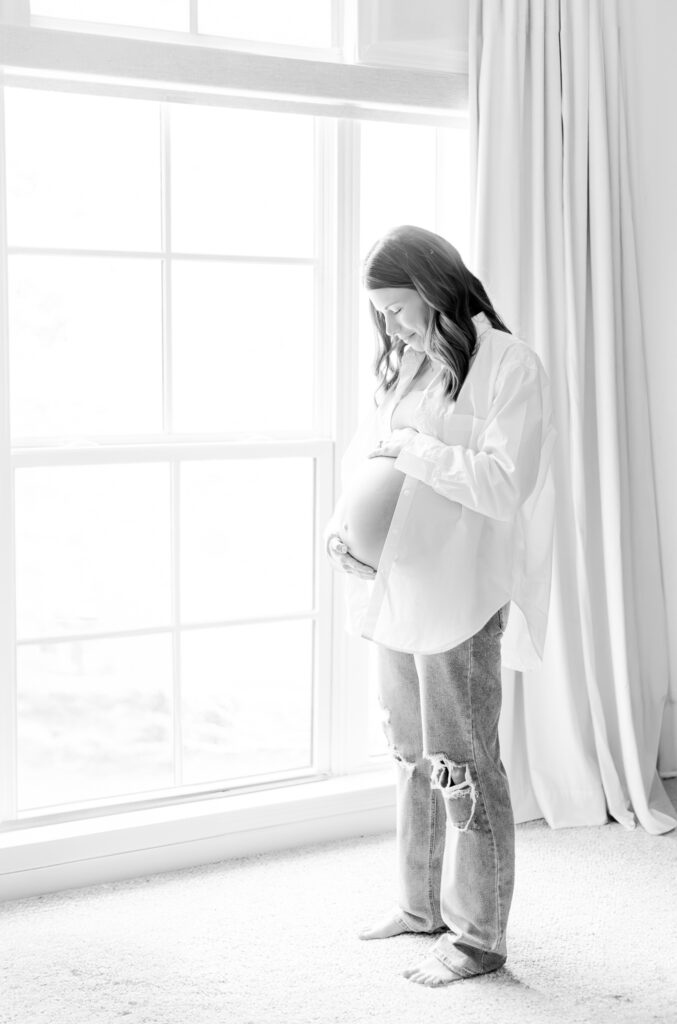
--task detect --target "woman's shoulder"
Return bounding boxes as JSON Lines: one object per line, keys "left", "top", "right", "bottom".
{"left": 473, "top": 330, "right": 551, "bottom": 405}
{"left": 483, "top": 327, "right": 545, "bottom": 374}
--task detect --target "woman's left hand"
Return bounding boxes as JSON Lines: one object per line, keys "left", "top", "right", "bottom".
{"left": 367, "top": 427, "right": 418, "bottom": 459}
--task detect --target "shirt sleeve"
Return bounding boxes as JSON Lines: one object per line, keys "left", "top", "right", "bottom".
{"left": 393, "top": 352, "right": 548, "bottom": 522}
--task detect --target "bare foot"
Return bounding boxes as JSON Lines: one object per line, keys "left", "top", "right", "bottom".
{"left": 358, "top": 910, "right": 412, "bottom": 940}
{"left": 402, "top": 952, "right": 463, "bottom": 986}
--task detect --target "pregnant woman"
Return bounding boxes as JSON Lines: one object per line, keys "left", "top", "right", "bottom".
{"left": 323, "top": 225, "right": 556, "bottom": 987}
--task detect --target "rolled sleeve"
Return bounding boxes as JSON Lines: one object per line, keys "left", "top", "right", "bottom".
{"left": 393, "top": 354, "right": 547, "bottom": 522}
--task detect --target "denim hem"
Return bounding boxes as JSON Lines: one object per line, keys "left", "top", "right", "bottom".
{"left": 394, "top": 911, "right": 447, "bottom": 935}
{"left": 431, "top": 947, "right": 506, "bottom": 978}
{"left": 430, "top": 949, "right": 476, "bottom": 978}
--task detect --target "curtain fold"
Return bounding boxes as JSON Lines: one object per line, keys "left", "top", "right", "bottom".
{"left": 468, "top": 0, "right": 675, "bottom": 834}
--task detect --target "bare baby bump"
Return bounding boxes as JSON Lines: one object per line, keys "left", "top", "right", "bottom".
{"left": 335, "top": 456, "right": 406, "bottom": 571}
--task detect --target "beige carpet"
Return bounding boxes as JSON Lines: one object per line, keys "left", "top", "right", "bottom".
{"left": 1, "top": 779, "right": 677, "bottom": 1024}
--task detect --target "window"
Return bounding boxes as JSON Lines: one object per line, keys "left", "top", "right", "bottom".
{"left": 0, "top": 16, "right": 469, "bottom": 826}
{"left": 29, "top": 0, "right": 337, "bottom": 54}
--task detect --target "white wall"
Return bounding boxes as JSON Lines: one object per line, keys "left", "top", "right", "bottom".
{"left": 619, "top": 0, "right": 677, "bottom": 773}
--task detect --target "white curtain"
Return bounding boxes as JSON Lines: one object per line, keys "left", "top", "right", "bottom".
{"left": 468, "top": 0, "right": 675, "bottom": 834}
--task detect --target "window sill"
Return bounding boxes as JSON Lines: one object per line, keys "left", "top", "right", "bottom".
{"left": 0, "top": 768, "right": 395, "bottom": 902}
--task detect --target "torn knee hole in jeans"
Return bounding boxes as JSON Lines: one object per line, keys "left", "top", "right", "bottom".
{"left": 385, "top": 734, "right": 417, "bottom": 780}
{"left": 392, "top": 750, "right": 417, "bottom": 779}
{"left": 428, "top": 754, "right": 478, "bottom": 831}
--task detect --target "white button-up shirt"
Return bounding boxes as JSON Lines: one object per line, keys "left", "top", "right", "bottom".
{"left": 336, "top": 311, "right": 557, "bottom": 671}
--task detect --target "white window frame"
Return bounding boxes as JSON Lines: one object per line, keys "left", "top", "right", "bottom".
{"left": 0, "top": 15, "right": 468, "bottom": 899}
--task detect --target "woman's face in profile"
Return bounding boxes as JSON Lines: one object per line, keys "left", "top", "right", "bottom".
{"left": 367, "top": 287, "right": 431, "bottom": 356}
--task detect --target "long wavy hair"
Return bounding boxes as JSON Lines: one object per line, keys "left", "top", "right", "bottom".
{"left": 362, "top": 225, "right": 511, "bottom": 406}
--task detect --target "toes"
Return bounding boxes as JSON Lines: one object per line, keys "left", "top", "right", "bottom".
{"left": 405, "top": 970, "right": 434, "bottom": 986}
{"left": 403, "top": 957, "right": 460, "bottom": 986}
{"left": 403, "top": 959, "right": 428, "bottom": 980}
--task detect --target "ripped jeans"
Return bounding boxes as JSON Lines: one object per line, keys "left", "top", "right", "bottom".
{"left": 375, "top": 602, "right": 513, "bottom": 979}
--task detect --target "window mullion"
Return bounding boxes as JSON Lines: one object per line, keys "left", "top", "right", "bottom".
{"left": 160, "top": 101, "right": 183, "bottom": 789}
{"left": 0, "top": 78, "right": 18, "bottom": 824}
{"left": 330, "top": 117, "right": 371, "bottom": 775}
{"left": 313, "top": 117, "right": 337, "bottom": 776}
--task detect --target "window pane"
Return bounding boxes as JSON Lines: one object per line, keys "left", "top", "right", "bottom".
{"left": 170, "top": 105, "right": 315, "bottom": 258}
{"left": 15, "top": 465, "right": 172, "bottom": 641}
{"left": 438, "top": 125, "right": 471, "bottom": 262}
{"left": 198, "top": 0, "right": 332, "bottom": 48}
{"left": 8, "top": 256, "right": 163, "bottom": 440}
{"left": 181, "top": 458, "right": 314, "bottom": 623}
{"left": 30, "top": 0, "right": 188, "bottom": 31}
{"left": 5, "top": 88, "right": 161, "bottom": 251}
{"left": 172, "top": 261, "right": 314, "bottom": 434}
{"left": 17, "top": 634, "right": 173, "bottom": 812}
{"left": 357, "top": 297, "right": 380, "bottom": 420}
{"left": 182, "top": 620, "right": 313, "bottom": 783}
{"left": 359, "top": 120, "right": 438, "bottom": 262}
{"left": 367, "top": 644, "right": 389, "bottom": 757}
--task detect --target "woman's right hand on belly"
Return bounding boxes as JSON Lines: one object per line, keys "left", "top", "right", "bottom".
{"left": 325, "top": 533, "right": 377, "bottom": 580}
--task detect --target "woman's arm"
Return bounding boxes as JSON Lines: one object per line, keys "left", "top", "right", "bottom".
{"left": 393, "top": 352, "right": 553, "bottom": 522}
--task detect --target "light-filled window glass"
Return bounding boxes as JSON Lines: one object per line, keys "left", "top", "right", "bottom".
{"left": 171, "top": 261, "right": 315, "bottom": 434}
{"left": 14, "top": 464, "right": 172, "bottom": 642}
{"left": 9, "top": 256, "right": 163, "bottom": 439}
{"left": 5, "top": 89, "right": 318, "bottom": 443}
{"left": 170, "top": 105, "right": 315, "bottom": 258}
{"left": 5, "top": 88, "right": 161, "bottom": 251}
{"left": 180, "top": 458, "right": 314, "bottom": 623}
{"left": 367, "top": 644, "right": 389, "bottom": 757}
{"left": 360, "top": 120, "right": 438, "bottom": 263}
{"left": 30, "top": 0, "right": 333, "bottom": 46}
{"left": 198, "top": 0, "right": 333, "bottom": 48}
{"left": 4, "top": 84, "right": 321, "bottom": 813}
{"left": 30, "top": 0, "right": 188, "bottom": 31}
{"left": 181, "top": 619, "right": 313, "bottom": 784}
{"left": 16, "top": 618, "right": 315, "bottom": 812}
{"left": 17, "top": 634, "right": 174, "bottom": 811}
